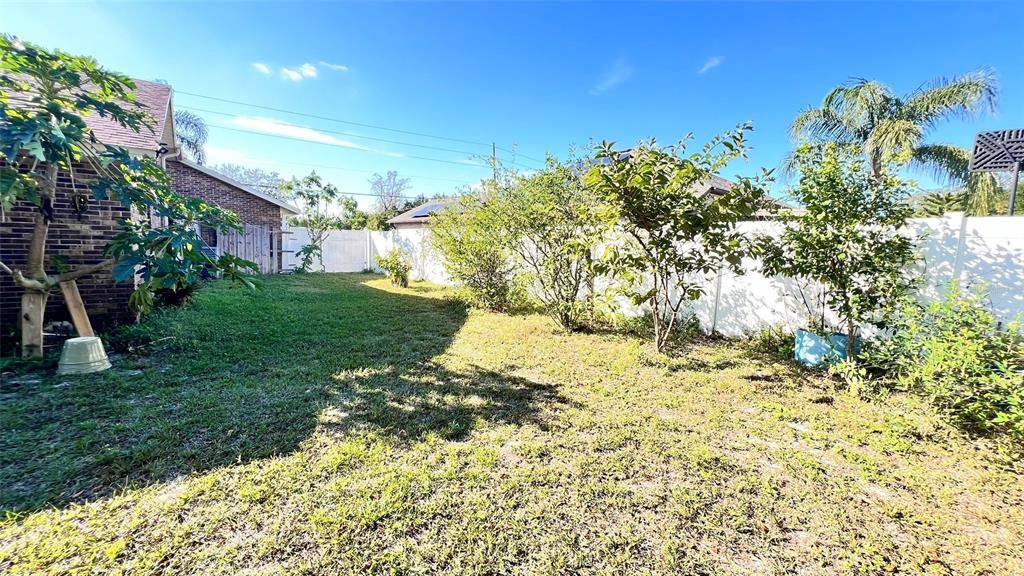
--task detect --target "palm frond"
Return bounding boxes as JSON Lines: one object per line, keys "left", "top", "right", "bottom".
{"left": 909, "top": 144, "right": 970, "bottom": 185}
{"left": 174, "top": 109, "right": 208, "bottom": 165}
{"left": 905, "top": 68, "right": 998, "bottom": 131}
{"left": 789, "top": 106, "right": 858, "bottom": 144}
{"left": 867, "top": 118, "right": 923, "bottom": 164}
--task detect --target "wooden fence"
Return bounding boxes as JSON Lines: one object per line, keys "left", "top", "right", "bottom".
{"left": 220, "top": 224, "right": 278, "bottom": 273}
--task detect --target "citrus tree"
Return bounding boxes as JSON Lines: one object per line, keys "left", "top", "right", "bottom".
{"left": 0, "top": 36, "right": 256, "bottom": 356}
{"left": 585, "top": 124, "right": 770, "bottom": 352}
{"left": 762, "top": 144, "right": 918, "bottom": 360}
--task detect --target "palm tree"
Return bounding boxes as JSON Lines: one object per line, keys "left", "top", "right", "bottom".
{"left": 791, "top": 69, "right": 999, "bottom": 213}
{"left": 174, "top": 109, "right": 208, "bottom": 165}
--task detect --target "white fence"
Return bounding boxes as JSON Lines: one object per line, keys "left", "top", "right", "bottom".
{"left": 284, "top": 213, "right": 1024, "bottom": 336}
{"left": 283, "top": 226, "right": 449, "bottom": 283}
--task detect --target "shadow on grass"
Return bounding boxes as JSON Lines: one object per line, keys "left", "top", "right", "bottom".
{"left": 0, "top": 274, "right": 569, "bottom": 514}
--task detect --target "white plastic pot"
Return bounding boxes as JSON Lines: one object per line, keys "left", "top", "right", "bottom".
{"left": 57, "top": 336, "right": 112, "bottom": 375}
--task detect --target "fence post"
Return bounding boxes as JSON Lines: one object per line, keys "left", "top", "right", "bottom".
{"left": 710, "top": 267, "right": 724, "bottom": 335}
{"left": 950, "top": 211, "right": 969, "bottom": 286}
{"left": 365, "top": 228, "right": 371, "bottom": 271}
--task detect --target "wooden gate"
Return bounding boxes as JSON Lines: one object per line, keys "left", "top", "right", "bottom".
{"left": 219, "top": 224, "right": 277, "bottom": 273}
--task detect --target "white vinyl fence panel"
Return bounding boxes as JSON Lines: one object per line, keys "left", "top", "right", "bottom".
{"left": 284, "top": 213, "right": 1024, "bottom": 336}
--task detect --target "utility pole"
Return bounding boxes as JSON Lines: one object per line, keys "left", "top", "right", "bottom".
{"left": 491, "top": 142, "right": 498, "bottom": 184}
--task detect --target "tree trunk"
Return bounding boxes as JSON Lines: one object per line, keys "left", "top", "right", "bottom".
{"left": 20, "top": 162, "right": 57, "bottom": 357}
{"left": 20, "top": 291, "right": 48, "bottom": 358}
{"left": 846, "top": 317, "right": 856, "bottom": 362}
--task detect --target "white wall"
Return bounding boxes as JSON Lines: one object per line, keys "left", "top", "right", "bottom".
{"left": 284, "top": 213, "right": 1024, "bottom": 336}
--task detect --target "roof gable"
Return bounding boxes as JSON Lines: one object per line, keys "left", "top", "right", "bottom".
{"left": 83, "top": 79, "right": 172, "bottom": 152}
{"left": 170, "top": 159, "right": 300, "bottom": 214}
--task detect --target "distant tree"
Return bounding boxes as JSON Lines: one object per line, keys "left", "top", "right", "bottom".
{"left": 586, "top": 124, "right": 770, "bottom": 352}
{"left": 916, "top": 190, "right": 965, "bottom": 217}
{"left": 0, "top": 36, "right": 256, "bottom": 356}
{"left": 369, "top": 170, "right": 411, "bottom": 212}
{"left": 791, "top": 70, "right": 1000, "bottom": 214}
{"left": 214, "top": 163, "right": 288, "bottom": 199}
{"left": 173, "top": 109, "right": 207, "bottom": 165}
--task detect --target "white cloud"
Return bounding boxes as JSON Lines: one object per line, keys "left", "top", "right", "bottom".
{"left": 280, "top": 63, "right": 319, "bottom": 81}
{"left": 699, "top": 56, "right": 724, "bottom": 75}
{"left": 280, "top": 67, "right": 303, "bottom": 81}
{"left": 205, "top": 144, "right": 276, "bottom": 168}
{"left": 230, "top": 116, "right": 369, "bottom": 150}
{"left": 319, "top": 61, "right": 349, "bottom": 72}
{"left": 251, "top": 62, "right": 271, "bottom": 75}
{"left": 589, "top": 57, "right": 632, "bottom": 96}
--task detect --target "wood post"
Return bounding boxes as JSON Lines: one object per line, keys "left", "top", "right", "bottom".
{"left": 20, "top": 291, "right": 47, "bottom": 358}
{"left": 60, "top": 280, "right": 94, "bottom": 337}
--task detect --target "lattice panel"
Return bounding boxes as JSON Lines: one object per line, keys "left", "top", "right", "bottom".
{"left": 970, "top": 129, "right": 1024, "bottom": 172}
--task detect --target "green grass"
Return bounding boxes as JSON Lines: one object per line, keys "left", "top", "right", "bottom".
{"left": 2, "top": 273, "right": 1022, "bottom": 574}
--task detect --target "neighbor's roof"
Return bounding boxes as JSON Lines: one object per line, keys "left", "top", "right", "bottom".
{"left": 84, "top": 79, "right": 172, "bottom": 152}
{"left": 171, "top": 158, "right": 301, "bottom": 214}
{"left": 387, "top": 197, "right": 461, "bottom": 225}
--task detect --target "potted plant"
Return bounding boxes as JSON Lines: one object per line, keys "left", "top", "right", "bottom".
{"left": 762, "top": 144, "right": 917, "bottom": 368}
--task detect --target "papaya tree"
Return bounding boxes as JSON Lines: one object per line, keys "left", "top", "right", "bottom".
{"left": 0, "top": 35, "right": 256, "bottom": 356}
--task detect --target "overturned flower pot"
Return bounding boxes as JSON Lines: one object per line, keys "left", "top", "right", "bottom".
{"left": 57, "top": 336, "right": 112, "bottom": 375}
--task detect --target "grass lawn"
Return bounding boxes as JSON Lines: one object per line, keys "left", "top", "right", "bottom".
{"left": 1, "top": 273, "right": 1022, "bottom": 574}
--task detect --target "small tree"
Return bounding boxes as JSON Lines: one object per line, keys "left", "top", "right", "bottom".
{"left": 585, "top": 125, "right": 769, "bottom": 352}
{"left": 430, "top": 189, "right": 522, "bottom": 311}
{"left": 762, "top": 143, "right": 918, "bottom": 359}
{"left": 0, "top": 36, "right": 256, "bottom": 357}
{"left": 283, "top": 172, "right": 352, "bottom": 272}
{"left": 494, "top": 155, "right": 607, "bottom": 331}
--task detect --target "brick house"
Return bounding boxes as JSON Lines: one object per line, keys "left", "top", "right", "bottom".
{"left": 165, "top": 159, "right": 299, "bottom": 272}
{"left": 1, "top": 79, "right": 297, "bottom": 339}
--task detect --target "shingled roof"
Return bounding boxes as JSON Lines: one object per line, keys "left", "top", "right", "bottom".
{"left": 84, "top": 79, "right": 172, "bottom": 152}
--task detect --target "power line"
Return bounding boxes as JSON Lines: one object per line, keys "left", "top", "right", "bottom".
{"left": 183, "top": 106, "right": 488, "bottom": 158}
{"left": 205, "top": 123, "right": 491, "bottom": 168}
{"left": 241, "top": 181, "right": 433, "bottom": 202}
{"left": 213, "top": 157, "right": 475, "bottom": 185}
{"left": 174, "top": 89, "right": 546, "bottom": 164}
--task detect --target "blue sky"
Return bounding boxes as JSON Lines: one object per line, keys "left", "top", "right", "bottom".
{"left": 5, "top": 1, "right": 1023, "bottom": 207}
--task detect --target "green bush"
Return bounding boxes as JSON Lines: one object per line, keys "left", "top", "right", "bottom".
{"left": 375, "top": 248, "right": 412, "bottom": 287}
{"left": 748, "top": 325, "right": 796, "bottom": 362}
{"left": 876, "top": 286, "right": 1023, "bottom": 444}
{"left": 429, "top": 194, "right": 525, "bottom": 311}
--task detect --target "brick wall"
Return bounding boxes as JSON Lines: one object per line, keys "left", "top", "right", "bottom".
{"left": 166, "top": 161, "right": 285, "bottom": 269}
{"left": 1, "top": 160, "right": 286, "bottom": 343}
{"left": 0, "top": 162, "right": 136, "bottom": 340}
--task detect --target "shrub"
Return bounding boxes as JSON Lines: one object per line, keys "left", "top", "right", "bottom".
{"left": 430, "top": 194, "right": 525, "bottom": 311}
{"left": 749, "top": 325, "right": 796, "bottom": 362}
{"left": 375, "top": 248, "right": 412, "bottom": 287}
{"left": 586, "top": 125, "right": 770, "bottom": 351}
{"left": 875, "top": 286, "right": 1024, "bottom": 445}
{"left": 492, "top": 155, "right": 608, "bottom": 331}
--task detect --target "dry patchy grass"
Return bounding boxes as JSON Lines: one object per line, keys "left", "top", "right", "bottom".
{"left": 1, "top": 274, "right": 1022, "bottom": 574}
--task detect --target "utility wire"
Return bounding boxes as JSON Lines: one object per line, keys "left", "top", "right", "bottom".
{"left": 205, "top": 123, "right": 491, "bottom": 168}
{"left": 241, "top": 181, "right": 437, "bottom": 202}
{"left": 214, "top": 157, "right": 475, "bottom": 185}
{"left": 174, "top": 89, "right": 546, "bottom": 164}
{"left": 183, "top": 106, "right": 487, "bottom": 158}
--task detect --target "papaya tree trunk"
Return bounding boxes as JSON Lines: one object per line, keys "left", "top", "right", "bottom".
{"left": 846, "top": 317, "right": 856, "bottom": 361}
{"left": 20, "top": 162, "right": 57, "bottom": 357}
